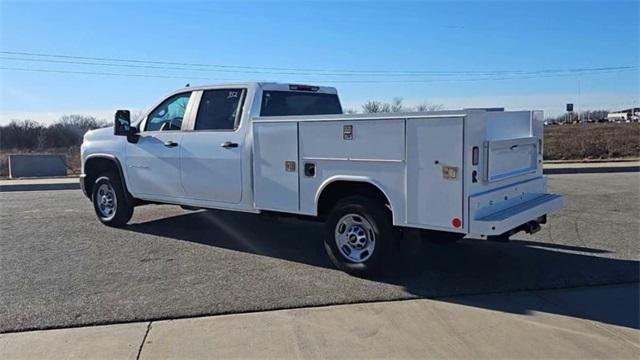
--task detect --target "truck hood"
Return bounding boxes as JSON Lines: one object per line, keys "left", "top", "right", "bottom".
{"left": 84, "top": 126, "right": 114, "bottom": 141}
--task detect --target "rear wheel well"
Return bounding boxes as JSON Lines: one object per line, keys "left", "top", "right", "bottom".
{"left": 84, "top": 157, "right": 124, "bottom": 196}
{"left": 317, "top": 181, "right": 392, "bottom": 219}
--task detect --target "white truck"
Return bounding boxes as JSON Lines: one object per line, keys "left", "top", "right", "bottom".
{"left": 80, "top": 82, "right": 563, "bottom": 275}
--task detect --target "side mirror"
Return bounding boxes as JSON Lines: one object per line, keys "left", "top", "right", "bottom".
{"left": 115, "top": 110, "right": 140, "bottom": 143}
{"left": 114, "top": 110, "right": 131, "bottom": 136}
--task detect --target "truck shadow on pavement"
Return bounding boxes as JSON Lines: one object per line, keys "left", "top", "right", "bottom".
{"left": 125, "top": 208, "right": 639, "bottom": 330}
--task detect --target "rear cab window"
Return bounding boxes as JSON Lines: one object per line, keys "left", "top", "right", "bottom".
{"left": 260, "top": 90, "right": 342, "bottom": 116}
{"left": 194, "top": 89, "right": 246, "bottom": 131}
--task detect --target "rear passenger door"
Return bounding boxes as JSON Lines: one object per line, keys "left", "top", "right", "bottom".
{"left": 180, "top": 89, "right": 246, "bottom": 203}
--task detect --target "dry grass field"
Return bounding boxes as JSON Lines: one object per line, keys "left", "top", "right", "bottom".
{"left": 544, "top": 122, "right": 640, "bottom": 160}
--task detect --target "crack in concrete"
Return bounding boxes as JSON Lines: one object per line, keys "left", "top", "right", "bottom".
{"left": 136, "top": 321, "right": 152, "bottom": 360}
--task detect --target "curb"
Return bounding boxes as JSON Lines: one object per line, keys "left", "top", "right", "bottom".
{"left": 0, "top": 183, "right": 80, "bottom": 192}
{"left": 543, "top": 166, "right": 640, "bottom": 175}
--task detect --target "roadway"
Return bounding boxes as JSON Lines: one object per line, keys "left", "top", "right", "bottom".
{"left": 1, "top": 173, "right": 638, "bottom": 333}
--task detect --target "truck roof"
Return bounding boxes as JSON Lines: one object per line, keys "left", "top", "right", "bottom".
{"left": 169, "top": 81, "right": 338, "bottom": 95}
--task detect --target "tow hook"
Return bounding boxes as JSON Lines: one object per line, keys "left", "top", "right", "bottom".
{"left": 488, "top": 219, "right": 542, "bottom": 242}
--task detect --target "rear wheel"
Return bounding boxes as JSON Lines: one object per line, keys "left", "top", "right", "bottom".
{"left": 324, "top": 196, "right": 398, "bottom": 276}
{"left": 92, "top": 173, "right": 133, "bottom": 227}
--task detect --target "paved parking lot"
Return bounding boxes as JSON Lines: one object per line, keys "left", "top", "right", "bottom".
{"left": 1, "top": 173, "right": 638, "bottom": 333}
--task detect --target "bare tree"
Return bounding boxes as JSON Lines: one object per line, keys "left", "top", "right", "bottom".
{"left": 390, "top": 97, "right": 404, "bottom": 112}
{"left": 343, "top": 108, "right": 358, "bottom": 114}
{"left": 362, "top": 100, "right": 384, "bottom": 113}
{"left": 0, "top": 120, "right": 43, "bottom": 150}
{"left": 360, "top": 98, "right": 450, "bottom": 114}
{"left": 415, "top": 102, "right": 444, "bottom": 112}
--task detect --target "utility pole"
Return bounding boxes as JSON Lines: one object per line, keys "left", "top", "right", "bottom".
{"left": 577, "top": 78, "right": 581, "bottom": 124}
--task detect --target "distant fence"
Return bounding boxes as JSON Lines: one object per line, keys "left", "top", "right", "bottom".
{"left": 8, "top": 154, "right": 68, "bottom": 178}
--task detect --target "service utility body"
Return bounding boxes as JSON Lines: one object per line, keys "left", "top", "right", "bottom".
{"left": 80, "top": 82, "right": 564, "bottom": 275}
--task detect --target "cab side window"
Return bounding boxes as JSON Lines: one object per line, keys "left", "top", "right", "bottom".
{"left": 145, "top": 92, "right": 192, "bottom": 131}
{"left": 195, "top": 89, "right": 246, "bottom": 131}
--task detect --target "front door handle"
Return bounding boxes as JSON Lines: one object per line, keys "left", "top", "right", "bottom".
{"left": 221, "top": 141, "right": 238, "bottom": 149}
{"left": 163, "top": 140, "right": 179, "bottom": 148}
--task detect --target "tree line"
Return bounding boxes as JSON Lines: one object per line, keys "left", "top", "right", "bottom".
{"left": 545, "top": 110, "right": 610, "bottom": 124}
{"left": 348, "top": 97, "right": 444, "bottom": 114}
{"left": 0, "top": 115, "right": 109, "bottom": 150}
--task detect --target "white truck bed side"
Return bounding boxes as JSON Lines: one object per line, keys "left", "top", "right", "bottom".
{"left": 252, "top": 110, "right": 562, "bottom": 236}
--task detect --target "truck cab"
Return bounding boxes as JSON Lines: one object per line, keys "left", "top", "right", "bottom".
{"left": 81, "top": 82, "right": 563, "bottom": 276}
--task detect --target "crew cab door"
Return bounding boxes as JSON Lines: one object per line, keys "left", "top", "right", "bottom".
{"left": 125, "top": 92, "right": 193, "bottom": 198}
{"left": 179, "top": 89, "right": 246, "bottom": 203}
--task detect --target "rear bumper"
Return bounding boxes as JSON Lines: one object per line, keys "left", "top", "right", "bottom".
{"left": 471, "top": 193, "right": 563, "bottom": 235}
{"left": 468, "top": 177, "right": 564, "bottom": 235}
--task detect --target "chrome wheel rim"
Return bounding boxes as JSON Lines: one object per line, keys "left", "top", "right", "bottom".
{"left": 334, "top": 213, "right": 376, "bottom": 263}
{"left": 96, "top": 183, "right": 117, "bottom": 220}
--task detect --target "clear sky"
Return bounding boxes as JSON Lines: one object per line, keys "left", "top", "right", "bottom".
{"left": 0, "top": 0, "right": 638, "bottom": 124}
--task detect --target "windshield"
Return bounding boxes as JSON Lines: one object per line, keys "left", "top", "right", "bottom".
{"left": 260, "top": 90, "right": 342, "bottom": 116}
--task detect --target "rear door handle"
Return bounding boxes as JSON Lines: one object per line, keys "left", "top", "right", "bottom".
{"left": 221, "top": 141, "right": 238, "bottom": 149}
{"left": 163, "top": 140, "right": 179, "bottom": 148}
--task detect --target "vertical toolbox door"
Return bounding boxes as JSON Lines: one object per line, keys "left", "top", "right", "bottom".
{"left": 406, "top": 117, "right": 464, "bottom": 230}
{"left": 252, "top": 122, "right": 300, "bottom": 211}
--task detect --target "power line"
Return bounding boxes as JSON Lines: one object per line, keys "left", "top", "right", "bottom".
{"left": 2, "top": 56, "right": 636, "bottom": 78}
{"left": 0, "top": 66, "right": 219, "bottom": 81}
{"left": 0, "top": 56, "right": 479, "bottom": 77}
{"left": 1, "top": 50, "right": 637, "bottom": 77}
{"left": 0, "top": 65, "right": 634, "bottom": 84}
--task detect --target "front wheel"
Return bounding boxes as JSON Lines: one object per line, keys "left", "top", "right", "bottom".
{"left": 324, "top": 196, "right": 398, "bottom": 276}
{"left": 92, "top": 173, "right": 134, "bottom": 227}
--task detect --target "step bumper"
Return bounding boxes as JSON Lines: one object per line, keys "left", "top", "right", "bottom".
{"left": 470, "top": 193, "right": 564, "bottom": 235}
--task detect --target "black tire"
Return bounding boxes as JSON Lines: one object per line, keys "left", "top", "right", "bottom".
{"left": 324, "top": 196, "right": 398, "bottom": 276}
{"left": 92, "top": 172, "right": 134, "bottom": 227}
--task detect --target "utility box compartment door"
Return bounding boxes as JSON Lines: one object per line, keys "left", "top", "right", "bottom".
{"left": 406, "top": 117, "right": 464, "bottom": 230}
{"left": 253, "top": 122, "right": 299, "bottom": 212}
{"left": 484, "top": 137, "right": 538, "bottom": 182}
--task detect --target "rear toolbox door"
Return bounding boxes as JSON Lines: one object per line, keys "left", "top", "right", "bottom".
{"left": 484, "top": 136, "right": 538, "bottom": 182}
{"left": 406, "top": 116, "right": 464, "bottom": 231}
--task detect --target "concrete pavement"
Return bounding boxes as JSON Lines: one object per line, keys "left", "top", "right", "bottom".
{"left": 1, "top": 173, "right": 639, "bottom": 333}
{"left": 1, "top": 283, "right": 638, "bottom": 359}
{"left": 0, "top": 323, "right": 147, "bottom": 360}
